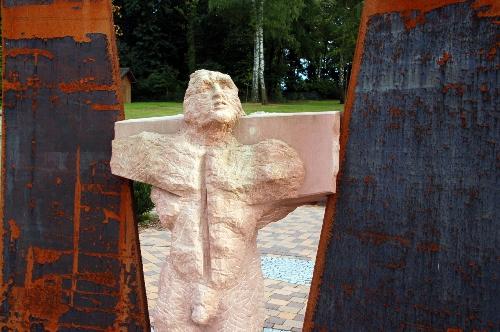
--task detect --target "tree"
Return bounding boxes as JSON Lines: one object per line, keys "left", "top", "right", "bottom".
{"left": 114, "top": 0, "right": 188, "bottom": 100}
{"left": 326, "top": 0, "right": 363, "bottom": 103}
{"left": 282, "top": 0, "right": 362, "bottom": 102}
{"left": 209, "top": 0, "right": 304, "bottom": 104}
{"left": 171, "top": 0, "right": 200, "bottom": 74}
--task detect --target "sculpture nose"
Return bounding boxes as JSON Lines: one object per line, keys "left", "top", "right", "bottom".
{"left": 211, "top": 83, "right": 226, "bottom": 105}
{"left": 212, "top": 83, "right": 223, "bottom": 96}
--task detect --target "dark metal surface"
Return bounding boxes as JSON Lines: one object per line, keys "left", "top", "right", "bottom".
{"left": 1, "top": 1, "right": 149, "bottom": 330}
{"left": 306, "top": 1, "right": 499, "bottom": 331}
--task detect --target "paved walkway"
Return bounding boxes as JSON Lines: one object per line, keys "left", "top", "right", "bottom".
{"left": 140, "top": 204, "right": 324, "bottom": 332}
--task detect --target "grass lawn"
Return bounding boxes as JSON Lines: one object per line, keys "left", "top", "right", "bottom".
{"left": 125, "top": 100, "right": 343, "bottom": 119}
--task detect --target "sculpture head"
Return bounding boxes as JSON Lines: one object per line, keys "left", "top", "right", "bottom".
{"left": 183, "top": 70, "right": 245, "bottom": 131}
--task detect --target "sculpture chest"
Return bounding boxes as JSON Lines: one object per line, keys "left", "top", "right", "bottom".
{"left": 148, "top": 138, "right": 304, "bottom": 288}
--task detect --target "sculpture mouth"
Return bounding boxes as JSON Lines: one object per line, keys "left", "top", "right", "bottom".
{"left": 213, "top": 100, "right": 228, "bottom": 109}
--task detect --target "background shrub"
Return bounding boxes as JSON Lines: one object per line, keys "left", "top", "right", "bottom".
{"left": 133, "top": 181, "right": 155, "bottom": 217}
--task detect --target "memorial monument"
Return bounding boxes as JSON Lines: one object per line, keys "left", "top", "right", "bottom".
{"left": 112, "top": 70, "right": 313, "bottom": 331}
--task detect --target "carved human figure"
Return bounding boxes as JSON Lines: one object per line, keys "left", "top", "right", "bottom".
{"left": 111, "top": 70, "right": 305, "bottom": 331}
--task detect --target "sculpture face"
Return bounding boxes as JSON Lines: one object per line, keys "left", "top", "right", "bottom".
{"left": 183, "top": 70, "right": 245, "bottom": 130}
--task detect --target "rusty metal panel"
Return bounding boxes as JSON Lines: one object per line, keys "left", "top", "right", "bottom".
{"left": 305, "top": 1, "right": 499, "bottom": 331}
{"left": 1, "top": 1, "right": 149, "bottom": 330}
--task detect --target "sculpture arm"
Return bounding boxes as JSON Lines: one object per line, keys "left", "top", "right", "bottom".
{"left": 256, "top": 203, "right": 300, "bottom": 229}
{"left": 150, "top": 187, "right": 181, "bottom": 231}
{"left": 110, "top": 132, "right": 192, "bottom": 196}
{"left": 246, "top": 139, "right": 306, "bottom": 205}
{"left": 247, "top": 139, "right": 306, "bottom": 229}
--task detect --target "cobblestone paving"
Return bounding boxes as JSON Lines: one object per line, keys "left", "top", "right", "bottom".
{"left": 140, "top": 204, "right": 324, "bottom": 331}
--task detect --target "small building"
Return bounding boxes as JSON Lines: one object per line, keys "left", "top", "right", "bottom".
{"left": 120, "top": 68, "right": 136, "bottom": 103}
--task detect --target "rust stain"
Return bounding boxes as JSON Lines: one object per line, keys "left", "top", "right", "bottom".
{"left": 303, "top": 194, "right": 336, "bottom": 331}
{"left": 33, "top": 247, "right": 68, "bottom": 264}
{"left": 112, "top": 183, "right": 142, "bottom": 329}
{"left": 82, "top": 184, "right": 120, "bottom": 196}
{"left": 401, "top": 10, "right": 426, "bottom": 29}
{"left": 442, "top": 83, "right": 465, "bottom": 95}
{"left": 59, "top": 77, "right": 116, "bottom": 94}
{"left": 357, "top": 231, "right": 411, "bottom": 247}
{"left": 364, "top": 175, "right": 376, "bottom": 185}
{"left": 6, "top": 48, "right": 54, "bottom": 65}
{"left": 55, "top": 177, "right": 63, "bottom": 185}
{"left": 472, "top": 0, "right": 500, "bottom": 19}
{"left": 389, "top": 107, "right": 403, "bottom": 117}
{"left": 71, "top": 146, "right": 81, "bottom": 306}
{"left": 460, "top": 111, "right": 468, "bottom": 128}
{"left": 447, "top": 328, "right": 464, "bottom": 332}
{"left": 91, "top": 103, "right": 121, "bottom": 111}
{"left": 486, "top": 46, "right": 497, "bottom": 61}
{"left": 50, "top": 95, "right": 60, "bottom": 105}
{"left": 341, "top": 283, "right": 355, "bottom": 297}
{"left": 417, "top": 242, "right": 441, "bottom": 252}
{"left": 8, "top": 219, "right": 20, "bottom": 242}
{"left": 385, "top": 260, "right": 406, "bottom": 270}
{"left": 4, "top": 248, "right": 71, "bottom": 330}
{"left": 103, "top": 208, "right": 120, "bottom": 224}
{"left": 437, "top": 52, "right": 453, "bottom": 66}
{"left": 78, "top": 272, "right": 116, "bottom": 288}
{"left": 2, "top": 0, "right": 114, "bottom": 43}
{"left": 3, "top": 80, "right": 26, "bottom": 92}
{"left": 362, "top": 0, "right": 468, "bottom": 30}
{"left": 2, "top": 0, "right": 124, "bottom": 109}
{"left": 4, "top": 75, "right": 45, "bottom": 92}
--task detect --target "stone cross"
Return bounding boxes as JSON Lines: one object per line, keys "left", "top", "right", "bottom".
{"left": 110, "top": 70, "right": 340, "bottom": 332}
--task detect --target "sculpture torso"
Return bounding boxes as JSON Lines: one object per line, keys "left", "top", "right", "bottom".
{"left": 121, "top": 131, "right": 304, "bottom": 289}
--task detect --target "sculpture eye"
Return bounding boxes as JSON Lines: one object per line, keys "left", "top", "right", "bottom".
{"left": 199, "top": 82, "right": 212, "bottom": 92}
{"left": 220, "top": 81, "right": 233, "bottom": 90}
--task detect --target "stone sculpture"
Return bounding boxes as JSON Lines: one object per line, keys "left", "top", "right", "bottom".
{"left": 111, "top": 70, "right": 306, "bottom": 331}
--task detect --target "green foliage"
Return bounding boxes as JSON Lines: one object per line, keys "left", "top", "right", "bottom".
{"left": 136, "top": 66, "right": 183, "bottom": 100}
{"left": 114, "top": 0, "right": 362, "bottom": 102}
{"left": 132, "top": 182, "right": 155, "bottom": 217}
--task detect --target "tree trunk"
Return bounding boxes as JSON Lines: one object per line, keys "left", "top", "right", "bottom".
{"left": 251, "top": 28, "right": 259, "bottom": 102}
{"left": 339, "top": 56, "right": 345, "bottom": 104}
{"left": 186, "top": 0, "right": 198, "bottom": 74}
{"left": 258, "top": 0, "right": 267, "bottom": 104}
{"left": 250, "top": 0, "right": 259, "bottom": 102}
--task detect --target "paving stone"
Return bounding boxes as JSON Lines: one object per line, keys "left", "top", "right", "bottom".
{"left": 278, "top": 311, "right": 296, "bottom": 320}
{"left": 271, "top": 324, "right": 289, "bottom": 331}
{"left": 267, "top": 283, "right": 284, "bottom": 289}
{"left": 268, "top": 299, "right": 289, "bottom": 306}
{"left": 283, "top": 320, "right": 303, "bottom": 329}
{"left": 263, "top": 321, "right": 274, "bottom": 328}
{"left": 266, "top": 316, "right": 286, "bottom": 325}
{"left": 281, "top": 306, "right": 301, "bottom": 314}
{"left": 271, "top": 293, "right": 293, "bottom": 301}
{"left": 265, "top": 303, "right": 281, "bottom": 310}
{"left": 287, "top": 301, "right": 304, "bottom": 308}
{"left": 266, "top": 309, "right": 280, "bottom": 317}
{"left": 294, "top": 314, "right": 305, "bottom": 321}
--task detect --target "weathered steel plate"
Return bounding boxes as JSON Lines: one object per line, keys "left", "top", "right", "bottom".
{"left": 305, "top": 1, "right": 499, "bottom": 331}
{"left": 1, "top": 1, "right": 149, "bottom": 330}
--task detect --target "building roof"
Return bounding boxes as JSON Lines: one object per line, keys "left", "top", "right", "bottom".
{"left": 120, "top": 67, "right": 137, "bottom": 83}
